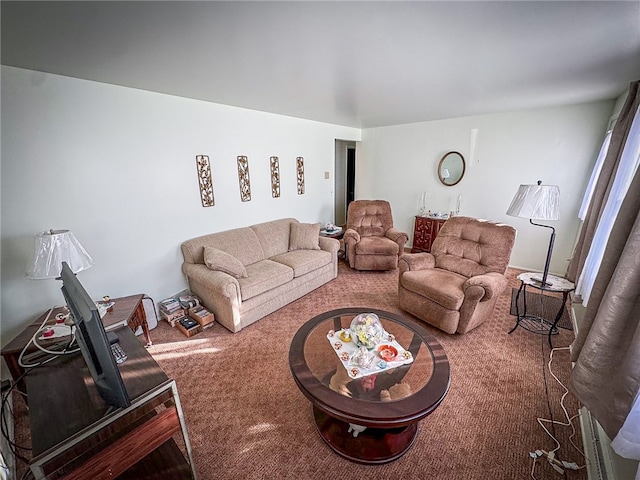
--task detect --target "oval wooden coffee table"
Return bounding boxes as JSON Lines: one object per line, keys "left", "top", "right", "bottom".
{"left": 289, "top": 307, "right": 450, "bottom": 464}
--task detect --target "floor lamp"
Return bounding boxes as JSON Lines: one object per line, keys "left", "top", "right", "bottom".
{"left": 506, "top": 181, "right": 560, "bottom": 288}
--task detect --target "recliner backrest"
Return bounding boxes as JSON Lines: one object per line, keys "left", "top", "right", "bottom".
{"left": 431, "top": 216, "right": 516, "bottom": 278}
{"left": 347, "top": 200, "right": 394, "bottom": 237}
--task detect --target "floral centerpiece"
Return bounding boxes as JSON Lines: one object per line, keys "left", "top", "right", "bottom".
{"left": 350, "top": 313, "right": 384, "bottom": 349}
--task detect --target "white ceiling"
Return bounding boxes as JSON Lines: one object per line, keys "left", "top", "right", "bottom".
{"left": 2, "top": 1, "right": 639, "bottom": 128}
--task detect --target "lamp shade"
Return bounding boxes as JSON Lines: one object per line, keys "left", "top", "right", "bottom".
{"left": 27, "top": 229, "right": 94, "bottom": 279}
{"left": 506, "top": 183, "right": 560, "bottom": 220}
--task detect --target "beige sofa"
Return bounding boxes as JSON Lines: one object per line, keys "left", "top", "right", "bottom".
{"left": 181, "top": 218, "right": 339, "bottom": 333}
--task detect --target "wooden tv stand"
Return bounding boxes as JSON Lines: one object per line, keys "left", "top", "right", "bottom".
{"left": 26, "top": 327, "right": 197, "bottom": 479}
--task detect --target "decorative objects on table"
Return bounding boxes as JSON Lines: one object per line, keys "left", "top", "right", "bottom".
{"left": 296, "top": 156, "right": 305, "bottom": 194}
{"left": 270, "top": 156, "right": 281, "bottom": 198}
{"left": 326, "top": 314, "right": 413, "bottom": 380}
{"left": 418, "top": 191, "right": 428, "bottom": 215}
{"left": 195, "top": 154, "right": 215, "bottom": 207}
{"left": 237, "top": 155, "right": 251, "bottom": 202}
{"left": 350, "top": 313, "right": 384, "bottom": 349}
{"left": 27, "top": 229, "right": 94, "bottom": 279}
{"left": 506, "top": 180, "right": 560, "bottom": 288}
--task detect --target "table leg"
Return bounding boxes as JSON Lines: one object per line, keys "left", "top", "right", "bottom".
{"left": 508, "top": 281, "right": 526, "bottom": 334}
{"left": 548, "top": 291, "right": 570, "bottom": 348}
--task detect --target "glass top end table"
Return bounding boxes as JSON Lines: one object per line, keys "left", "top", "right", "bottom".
{"left": 508, "top": 272, "right": 575, "bottom": 347}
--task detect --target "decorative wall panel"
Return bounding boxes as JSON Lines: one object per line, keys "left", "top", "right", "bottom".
{"left": 196, "top": 155, "right": 214, "bottom": 207}
{"left": 270, "top": 156, "right": 281, "bottom": 198}
{"left": 237, "top": 156, "right": 251, "bottom": 202}
{"left": 296, "top": 157, "right": 305, "bottom": 195}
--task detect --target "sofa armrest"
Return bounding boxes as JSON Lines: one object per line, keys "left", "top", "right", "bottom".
{"left": 318, "top": 236, "right": 340, "bottom": 254}
{"left": 182, "top": 263, "right": 243, "bottom": 332}
{"left": 398, "top": 253, "right": 436, "bottom": 274}
{"left": 386, "top": 228, "right": 409, "bottom": 251}
{"left": 463, "top": 272, "right": 508, "bottom": 301}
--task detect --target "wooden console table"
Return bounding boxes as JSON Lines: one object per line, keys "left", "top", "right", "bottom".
{"left": 26, "top": 326, "right": 197, "bottom": 479}
{"left": 411, "top": 216, "right": 446, "bottom": 253}
{"left": 2, "top": 294, "right": 151, "bottom": 401}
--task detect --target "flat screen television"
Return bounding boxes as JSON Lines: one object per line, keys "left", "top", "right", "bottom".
{"left": 60, "top": 261, "right": 131, "bottom": 408}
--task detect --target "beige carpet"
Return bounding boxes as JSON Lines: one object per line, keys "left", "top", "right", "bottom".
{"left": 146, "top": 262, "right": 587, "bottom": 480}
{"left": 11, "top": 262, "right": 587, "bottom": 479}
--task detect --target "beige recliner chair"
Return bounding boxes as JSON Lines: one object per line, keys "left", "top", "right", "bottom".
{"left": 398, "top": 216, "right": 516, "bottom": 334}
{"left": 343, "top": 200, "right": 408, "bottom": 271}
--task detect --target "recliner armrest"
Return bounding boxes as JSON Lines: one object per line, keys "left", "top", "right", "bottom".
{"left": 386, "top": 228, "right": 409, "bottom": 249}
{"left": 463, "top": 273, "right": 508, "bottom": 301}
{"left": 398, "top": 253, "right": 436, "bottom": 273}
{"left": 343, "top": 228, "right": 360, "bottom": 245}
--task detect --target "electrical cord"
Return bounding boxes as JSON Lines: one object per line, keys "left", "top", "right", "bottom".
{"left": 18, "top": 308, "right": 79, "bottom": 369}
{"left": 530, "top": 344, "right": 588, "bottom": 478}
{"left": 1, "top": 370, "right": 34, "bottom": 467}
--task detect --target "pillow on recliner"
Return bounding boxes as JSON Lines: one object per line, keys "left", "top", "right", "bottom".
{"left": 289, "top": 222, "right": 321, "bottom": 251}
{"left": 204, "top": 247, "right": 248, "bottom": 278}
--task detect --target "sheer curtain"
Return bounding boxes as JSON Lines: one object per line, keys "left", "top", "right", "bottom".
{"left": 568, "top": 80, "right": 640, "bottom": 476}
{"left": 575, "top": 109, "right": 640, "bottom": 305}
{"left": 578, "top": 131, "right": 611, "bottom": 220}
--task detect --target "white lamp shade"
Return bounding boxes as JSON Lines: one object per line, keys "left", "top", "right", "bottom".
{"left": 506, "top": 184, "right": 560, "bottom": 221}
{"left": 27, "top": 230, "right": 94, "bottom": 279}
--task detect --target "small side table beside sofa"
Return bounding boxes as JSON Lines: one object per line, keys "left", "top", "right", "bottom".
{"left": 508, "top": 272, "right": 575, "bottom": 347}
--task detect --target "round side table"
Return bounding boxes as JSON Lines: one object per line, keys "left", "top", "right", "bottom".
{"left": 508, "top": 272, "right": 575, "bottom": 347}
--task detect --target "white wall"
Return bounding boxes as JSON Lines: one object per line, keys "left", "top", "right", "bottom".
{"left": 357, "top": 101, "right": 614, "bottom": 275}
{"left": 0, "top": 66, "right": 360, "bottom": 348}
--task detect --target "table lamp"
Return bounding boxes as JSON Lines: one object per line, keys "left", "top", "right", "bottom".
{"left": 27, "top": 229, "right": 94, "bottom": 279}
{"left": 506, "top": 181, "right": 560, "bottom": 288}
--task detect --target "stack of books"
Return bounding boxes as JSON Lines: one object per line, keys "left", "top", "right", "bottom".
{"left": 159, "top": 297, "right": 187, "bottom": 327}
{"left": 189, "top": 306, "right": 215, "bottom": 329}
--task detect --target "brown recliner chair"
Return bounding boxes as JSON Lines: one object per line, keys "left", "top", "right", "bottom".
{"left": 343, "top": 200, "right": 408, "bottom": 270}
{"left": 398, "top": 216, "right": 516, "bottom": 334}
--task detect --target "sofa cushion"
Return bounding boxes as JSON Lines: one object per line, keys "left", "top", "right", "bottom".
{"left": 289, "top": 223, "right": 321, "bottom": 251}
{"left": 181, "top": 227, "right": 265, "bottom": 266}
{"left": 355, "top": 236, "right": 399, "bottom": 255}
{"left": 203, "top": 247, "right": 248, "bottom": 278}
{"left": 239, "top": 260, "right": 294, "bottom": 300}
{"left": 251, "top": 218, "right": 296, "bottom": 258}
{"left": 401, "top": 268, "right": 466, "bottom": 310}
{"left": 270, "top": 250, "right": 332, "bottom": 277}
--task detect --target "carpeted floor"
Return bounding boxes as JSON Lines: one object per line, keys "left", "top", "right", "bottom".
{"left": 11, "top": 261, "right": 587, "bottom": 479}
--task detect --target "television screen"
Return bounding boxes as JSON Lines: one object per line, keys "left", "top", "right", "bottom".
{"left": 60, "top": 261, "right": 130, "bottom": 408}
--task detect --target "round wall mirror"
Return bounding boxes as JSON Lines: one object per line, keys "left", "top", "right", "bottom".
{"left": 438, "top": 151, "right": 466, "bottom": 186}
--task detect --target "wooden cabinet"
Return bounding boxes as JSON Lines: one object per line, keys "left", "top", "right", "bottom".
{"left": 411, "top": 216, "right": 447, "bottom": 253}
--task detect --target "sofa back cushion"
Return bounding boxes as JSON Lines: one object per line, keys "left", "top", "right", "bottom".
{"left": 251, "top": 218, "right": 298, "bottom": 258}
{"left": 181, "top": 227, "right": 265, "bottom": 266}
{"left": 431, "top": 216, "right": 516, "bottom": 278}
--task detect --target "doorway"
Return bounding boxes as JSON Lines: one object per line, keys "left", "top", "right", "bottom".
{"left": 334, "top": 140, "right": 356, "bottom": 226}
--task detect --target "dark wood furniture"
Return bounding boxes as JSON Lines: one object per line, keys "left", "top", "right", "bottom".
{"left": 1, "top": 294, "right": 151, "bottom": 400}
{"left": 101, "top": 294, "right": 152, "bottom": 347}
{"left": 289, "top": 308, "right": 450, "bottom": 464}
{"left": 411, "top": 216, "right": 447, "bottom": 253}
{"left": 26, "top": 326, "right": 196, "bottom": 479}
